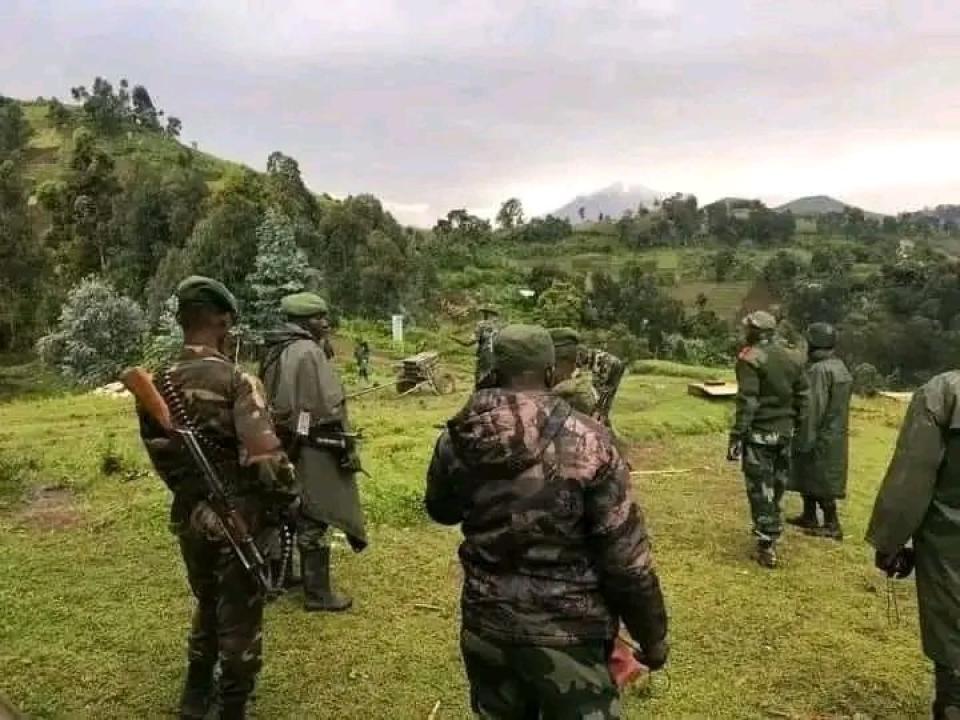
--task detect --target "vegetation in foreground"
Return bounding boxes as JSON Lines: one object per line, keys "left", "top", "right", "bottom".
{"left": 0, "top": 358, "right": 930, "bottom": 719}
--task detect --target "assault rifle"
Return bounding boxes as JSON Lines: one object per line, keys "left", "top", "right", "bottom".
{"left": 122, "top": 367, "right": 273, "bottom": 594}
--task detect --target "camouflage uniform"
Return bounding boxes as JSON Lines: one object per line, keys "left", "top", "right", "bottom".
{"left": 426, "top": 377, "right": 667, "bottom": 718}
{"left": 553, "top": 372, "right": 599, "bottom": 415}
{"left": 138, "top": 345, "right": 297, "bottom": 718}
{"left": 474, "top": 319, "right": 500, "bottom": 389}
{"left": 732, "top": 312, "right": 809, "bottom": 565}
{"left": 354, "top": 341, "right": 371, "bottom": 383}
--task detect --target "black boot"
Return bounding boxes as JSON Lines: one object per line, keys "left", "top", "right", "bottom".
{"left": 806, "top": 500, "right": 843, "bottom": 541}
{"left": 755, "top": 540, "right": 778, "bottom": 569}
{"left": 178, "top": 661, "right": 215, "bottom": 720}
{"left": 302, "top": 547, "right": 352, "bottom": 612}
{"left": 219, "top": 697, "right": 248, "bottom": 720}
{"left": 786, "top": 496, "right": 819, "bottom": 529}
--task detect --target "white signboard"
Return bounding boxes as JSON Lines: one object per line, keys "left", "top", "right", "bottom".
{"left": 392, "top": 314, "right": 404, "bottom": 346}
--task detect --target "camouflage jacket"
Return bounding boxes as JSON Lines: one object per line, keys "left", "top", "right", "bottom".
{"left": 137, "top": 345, "right": 297, "bottom": 534}
{"left": 553, "top": 373, "right": 600, "bottom": 415}
{"left": 733, "top": 338, "right": 809, "bottom": 440}
{"left": 425, "top": 389, "right": 667, "bottom": 649}
{"left": 474, "top": 320, "right": 500, "bottom": 384}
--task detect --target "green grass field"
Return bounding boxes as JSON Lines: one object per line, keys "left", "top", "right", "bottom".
{"left": 0, "top": 360, "right": 932, "bottom": 719}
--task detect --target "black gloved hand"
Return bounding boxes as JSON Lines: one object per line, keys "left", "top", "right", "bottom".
{"left": 726, "top": 434, "right": 743, "bottom": 462}
{"left": 634, "top": 638, "right": 669, "bottom": 672}
{"left": 875, "top": 547, "right": 915, "bottom": 579}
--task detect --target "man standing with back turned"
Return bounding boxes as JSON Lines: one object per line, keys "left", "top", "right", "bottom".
{"left": 135, "top": 276, "right": 298, "bottom": 720}
{"left": 261, "top": 292, "right": 368, "bottom": 612}
{"left": 867, "top": 372, "right": 960, "bottom": 719}
{"left": 728, "top": 310, "right": 809, "bottom": 568}
{"left": 788, "top": 322, "right": 852, "bottom": 540}
{"left": 426, "top": 324, "right": 668, "bottom": 719}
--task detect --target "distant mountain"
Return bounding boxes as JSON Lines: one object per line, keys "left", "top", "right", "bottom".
{"left": 551, "top": 182, "right": 665, "bottom": 224}
{"left": 775, "top": 195, "right": 886, "bottom": 219}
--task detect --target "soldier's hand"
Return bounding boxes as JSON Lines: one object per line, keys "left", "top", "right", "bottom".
{"left": 190, "top": 501, "right": 225, "bottom": 541}
{"left": 726, "top": 434, "right": 743, "bottom": 462}
{"left": 875, "top": 548, "right": 915, "bottom": 579}
{"left": 635, "top": 638, "right": 669, "bottom": 672}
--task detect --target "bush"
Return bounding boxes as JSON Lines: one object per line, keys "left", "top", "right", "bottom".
{"left": 36, "top": 277, "right": 147, "bottom": 386}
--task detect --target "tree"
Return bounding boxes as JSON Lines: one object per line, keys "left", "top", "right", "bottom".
{"left": 515, "top": 215, "right": 572, "bottom": 244}
{"left": 165, "top": 116, "right": 182, "bottom": 138}
{"left": 496, "top": 198, "right": 524, "bottom": 230}
{"left": 243, "top": 209, "right": 311, "bottom": 338}
{"left": 712, "top": 247, "right": 738, "bottom": 282}
{"left": 433, "top": 209, "right": 492, "bottom": 244}
{"left": 536, "top": 280, "right": 584, "bottom": 328}
{"left": 36, "top": 277, "right": 147, "bottom": 386}
{"left": 131, "top": 85, "right": 160, "bottom": 130}
{"left": 0, "top": 98, "right": 32, "bottom": 156}
{"left": 661, "top": 193, "right": 700, "bottom": 242}
{"left": 46, "top": 97, "right": 72, "bottom": 129}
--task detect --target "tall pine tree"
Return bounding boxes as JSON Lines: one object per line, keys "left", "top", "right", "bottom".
{"left": 242, "top": 209, "right": 311, "bottom": 340}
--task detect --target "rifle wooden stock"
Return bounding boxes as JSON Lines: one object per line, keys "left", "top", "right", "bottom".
{"left": 121, "top": 367, "right": 173, "bottom": 431}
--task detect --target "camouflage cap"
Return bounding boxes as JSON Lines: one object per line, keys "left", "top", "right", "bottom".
{"left": 549, "top": 327, "right": 581, "bottom": 361}
{"left": 494, "top": 324, "right": 555, "bottom": 377}
{"left": 742, "top": 310, "right": 777, "bottom": 331}
{"left": 281, "top": 292, "right": 329, "bottom": 318}
{"left": 806, "top": 322, "right": 837, "bottom": 349}
{"left": 176, "top": 275, "right": 238, "bottom": 316}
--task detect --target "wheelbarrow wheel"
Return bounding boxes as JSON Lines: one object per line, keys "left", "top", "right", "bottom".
{"left": 435, "top": 374, "right": 456, "bottom": 395}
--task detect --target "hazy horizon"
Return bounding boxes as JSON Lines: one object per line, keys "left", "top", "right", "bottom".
{"left": 4, "top": 0, "right": 958, "bottom": 226}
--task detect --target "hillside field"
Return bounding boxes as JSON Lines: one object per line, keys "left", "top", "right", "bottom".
{"left": 0, "top": 355, "right": 932, "bottom": 719}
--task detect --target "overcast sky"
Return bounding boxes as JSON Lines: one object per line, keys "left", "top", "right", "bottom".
{"left": 3, "top": 1, "right": 959, "bottom": 225}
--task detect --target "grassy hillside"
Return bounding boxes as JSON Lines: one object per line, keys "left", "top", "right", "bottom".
{"left": 0, "top": 355, "right": 931, "bottom": 719}
{"left": 19, "top": 100, "right": 242, "bottom": 187}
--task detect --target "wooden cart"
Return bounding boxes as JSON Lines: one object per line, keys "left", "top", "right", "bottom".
{"left": 395, "top": 351, "right": 456, "bottom": 396}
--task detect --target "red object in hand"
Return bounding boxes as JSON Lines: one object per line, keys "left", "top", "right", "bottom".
{"left": 609, "top": 636, "right": 647, "bottom": 690}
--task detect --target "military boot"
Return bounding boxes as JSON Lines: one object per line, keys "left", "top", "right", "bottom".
{"left": 786, "top": 496, "right": 819, "bottom": 530}
{"left": 219, "top": 697, "right": 248, "bottom": 720}
{"left": 806, "top": 500, "right": 843, "bottom": 541}
{"left": 755, "top": 541, "right": 778, "bottom": 569}
{"left": 178, "top": 661, "right": 215, "bottom": 720}
{"left": 302, "top": 547, "right": 352, "bottom": 612}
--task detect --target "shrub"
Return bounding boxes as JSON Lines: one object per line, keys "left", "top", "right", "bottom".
{"left": 36, "top": 277, "right": 147, "bottom": 386}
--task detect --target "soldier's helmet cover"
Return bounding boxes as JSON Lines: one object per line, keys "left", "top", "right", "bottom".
{"left": 806, "top": 322, "right": 837, "bottom": 349}
{"left": 176, "top": 276, "right": 239, "bottom": 317}
{"left": 742, "top": 310, "right": 778, "bottom": 332}
{"left": 494, "top": 324, "right": 556, "bottom": 377}
{"left": 281, "top": 292, "right": 329, "bottom": 318}
{"left": 549, "top": 327, "right": 581, "bottom": 362}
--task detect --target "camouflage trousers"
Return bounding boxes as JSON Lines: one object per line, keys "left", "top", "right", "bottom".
{"left": 179, "top": 530, "right": 264, "bottom": 704}
{"left": 741, "top": 441, "right": 790, "bottom": 543}
{"left": 460, "top": 628, "right": 620, "bottom": 720}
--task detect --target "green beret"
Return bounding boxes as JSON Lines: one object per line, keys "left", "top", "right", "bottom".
{"left": 176, "top": 276, "right": 238, "bottom": 316}
{"left": 281, "top": 292, "right": 329, "bottom": 318}
{"left": 494, "top": 324, "right": 555, "bottom": 377}
{"left": 806, "top": 322, "right": 837, "bottom": 349}
{"left": 742, "top": 310, "right": 777, "bottom": 331}
{"left": 549, "top": 327, "right": 581, "bottom": 361}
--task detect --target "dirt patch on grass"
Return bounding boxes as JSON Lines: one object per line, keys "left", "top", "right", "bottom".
{"left": 15, "top": 484, "right": 83, "bottom": 531}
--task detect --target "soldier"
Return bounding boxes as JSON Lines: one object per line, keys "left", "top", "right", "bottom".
{"left": 788, "top": 323, "right": 852, "bottom": 540}
{"left": 354, "top": 339, "right": 371, "bottom": 384}
{"left": 867, "top": 372, "right": 960, "bottom": 720}
{"left": 426, "top": 324, "right": 668, "bottom": 719}
{"left": 135, "top": 276, "right": 298, "bottom": 720}
{"left": 261, "top": 292, "right": 368, "bottom": 612}
{"left": 728, "top": 310, "right": 809, "bottom": 568}
{"left": 453, "top": 306, "right": 501, "bottom": 389}
{"left": 549, "top": 327, "right": 599, "bottom": 414}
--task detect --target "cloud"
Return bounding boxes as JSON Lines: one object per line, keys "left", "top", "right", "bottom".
{"left": 3, "top": 0, "right": 959, "bottom": 224}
